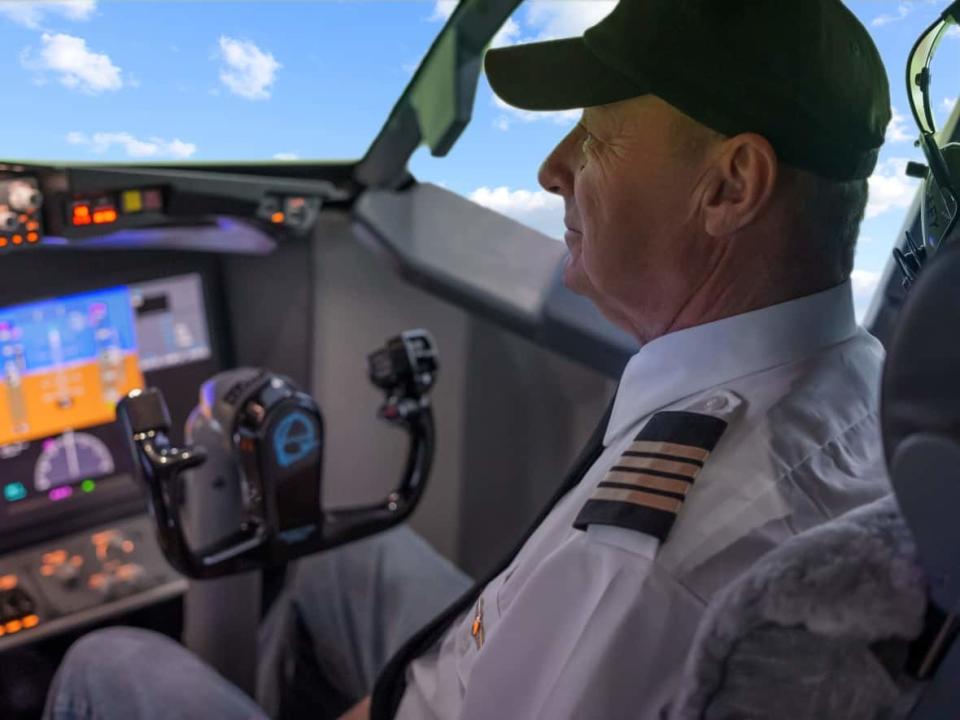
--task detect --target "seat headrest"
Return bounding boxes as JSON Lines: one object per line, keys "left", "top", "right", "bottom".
{"left": 882, "top": 240, "right": 960, "bottom": 612}
{"left": 882, "top": 240, "right": 960, "bottom": 467}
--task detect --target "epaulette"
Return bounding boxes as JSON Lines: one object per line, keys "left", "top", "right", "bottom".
{"left": 573, "top": 410, "right": 728, "bottom": 542}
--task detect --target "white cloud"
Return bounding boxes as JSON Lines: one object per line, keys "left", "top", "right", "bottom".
{"left": 432, "top": 0, "right": 611, "bottom": 46}
{"left": 477, "top": 1, "right": 614, "bottom": 127}
{"left": 886, "top": 106, "right": 913, "bottom": 143}
{"left": 67, "top": 131, "right": 197, "bottom": 159}
{"left": 523, "top": 0, "right": 616, "bottom": 42}
{"left": 165, "top": 139, "right": 196, "bottom": 158}
{"left": 0, "top": 0, "right": 95, "bottom": 29}
{"left": 872, "top": 3, "right": 911, "bottom": 27}
{"left": 469, "top": 186, "right": 564, "bottom": 238}
{"left": 943, "top": 97, "right": 958, "bottom": 116}
{"left": 851, "top": 268, "right": 882, "bottom": 320}
{"left": 22, "top": 32, "right": 122, "bottom": 93}
{"left": 273, "top": 152, "right": 299, "bottom": 160}
{"left": 866, "top": 157, "right": 921, "bottom": 220}
{"left": 491, "top": 17, "right": 521, "bottom": 48}
{"left": 492, "top": 94, "right": 580, "bottom": 129}
{"left": 217, "top": 36, "right": 281, "bottom": 101}
{"left": 431, "top": 0, "right": 457, "bottom": 22}
{"left": 947, "top": 25, "right": 960, "bottom": 39}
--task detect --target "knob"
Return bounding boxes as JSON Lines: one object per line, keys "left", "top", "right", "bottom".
{"left": 7, "top": 183, "right": 40, "bottom": 212}
{"left": 8, "top": 588, "right": 34, "bottom": 616}
{"left": 114, "top": 563, "right": 146, "bottom": 592}
{"left": 53, "top": 562, "right": 80, "bottom": 588}
{"left": 88, "top": 572, "right": 118, "bottom": 601}
{"left": 0, "top": 210, "right": 17, "bottom": 232}
{"left": 92, "top": 531, "right": 135, "bottom": 563}
{"left": 0, "top": 588, "right": 34, "bottom": 621}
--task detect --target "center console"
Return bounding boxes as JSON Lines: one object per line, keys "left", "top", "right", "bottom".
{"left": 0, "top": 516, "right": 184, "bottom": 650}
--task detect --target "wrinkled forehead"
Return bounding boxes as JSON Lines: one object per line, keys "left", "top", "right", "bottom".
{"left": 581, "top": 97, "right": 637, "bottom": 127}
{"left": 581, "top": 96, "right": 679, "bottom": 134}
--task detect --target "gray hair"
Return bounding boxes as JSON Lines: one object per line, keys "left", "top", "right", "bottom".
{"left": 783, "top": 168, "right": 869, "bottom": 278}
{"left": 667, "top": 106, "right": 870, "bottom": 278}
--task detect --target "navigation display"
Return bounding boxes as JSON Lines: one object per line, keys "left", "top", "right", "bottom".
{"left": 0, "top": 274, "right": 214, "bottom": 533}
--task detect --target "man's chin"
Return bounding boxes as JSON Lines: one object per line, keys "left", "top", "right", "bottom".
{"left": 562, "top": 254, "right": 589, "bottom": 296}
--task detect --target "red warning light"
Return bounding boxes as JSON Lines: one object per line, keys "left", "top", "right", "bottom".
{"left": 11, "top": 235, "right": 22, "bottom": 245}
{"left": 271, "top": 211, "right": 285, "bottom": 224}
{"left": 26, "top": 232, "right": 39, "bottom": 243}
{"left": 142, "top": 189, "right": 163, "bottom": 211}
{"left": 0, "top": 237, "right": 8, "bottom": 248}
{"left": 92, "top": 207, "right": 118, "bottom": 225}
{"left": 71, "top": 203, "right": 92, "bottom": 226}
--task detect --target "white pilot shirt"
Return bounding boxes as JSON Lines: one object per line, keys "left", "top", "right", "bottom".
{"left": 396, "top": 280, "right": 888, "bottom": 720}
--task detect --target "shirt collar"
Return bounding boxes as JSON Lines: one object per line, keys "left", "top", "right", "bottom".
{"left": 604, "top": 280, "right": 858, "bottom": 446}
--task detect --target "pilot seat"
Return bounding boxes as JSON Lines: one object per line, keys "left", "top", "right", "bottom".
{"left": 669, "top": 239, "right": 960, "bottom": 719}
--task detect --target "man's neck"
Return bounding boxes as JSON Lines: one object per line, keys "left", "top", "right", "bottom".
{"left": 634, "top": 264, "right": 845, "bottom": 346}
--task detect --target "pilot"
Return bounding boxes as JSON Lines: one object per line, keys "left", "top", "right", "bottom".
{"left": 44, "top": 1, "right": 894, "bottom": 719}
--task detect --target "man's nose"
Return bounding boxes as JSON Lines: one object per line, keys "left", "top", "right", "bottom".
{"left": 538, "top": 128, "right": 580, "bottom": 198}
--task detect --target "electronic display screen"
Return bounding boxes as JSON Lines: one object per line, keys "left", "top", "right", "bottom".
{"left": 0, "top": 273, "right": 214, "bottom": 530}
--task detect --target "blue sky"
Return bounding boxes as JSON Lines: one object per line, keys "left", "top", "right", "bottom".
{"left": 2, "top": 0, "right": 958, "bottom": 319}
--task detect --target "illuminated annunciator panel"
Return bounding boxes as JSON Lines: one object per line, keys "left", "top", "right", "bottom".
{"left": 0, "top": 287, "right": 145, "bottom": 448}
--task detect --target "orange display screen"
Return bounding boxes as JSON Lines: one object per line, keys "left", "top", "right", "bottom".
{"left": 0, "top": 286, "right": 145, "bottom": 446}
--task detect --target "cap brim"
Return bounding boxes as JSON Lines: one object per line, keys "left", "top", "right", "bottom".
{"left": 484, "top": 37, "right": 648, "bottom": 112}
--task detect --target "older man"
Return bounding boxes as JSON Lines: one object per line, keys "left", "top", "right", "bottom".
{"left": 45, "top": 1, "right": 892, "bottom": 719}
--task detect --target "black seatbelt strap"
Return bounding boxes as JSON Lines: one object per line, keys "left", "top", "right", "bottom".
{"left": 369, "top": 397, "right": 615, "bottom": 720}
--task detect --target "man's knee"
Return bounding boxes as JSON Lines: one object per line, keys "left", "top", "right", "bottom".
{"left": 58, "top": 627, "right": 175, "bottom": 686}
{"left": 46, "top": 628, "right": 179, "bottom": 719}
{"left": 49, "top": 627, "right": 265, "bottom": 720}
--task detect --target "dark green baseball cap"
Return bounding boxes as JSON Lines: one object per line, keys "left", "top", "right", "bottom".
{"left": 484, "top": 0, "right": 891, "bottom": 180}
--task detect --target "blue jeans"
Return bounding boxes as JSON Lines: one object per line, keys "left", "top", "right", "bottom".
{"left": 43, "top": 526, "right": 472, "bottom": 720}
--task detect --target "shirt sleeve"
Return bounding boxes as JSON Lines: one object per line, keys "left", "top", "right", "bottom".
{"left": 459, "top": 525, "right": 707, "bottom": 720}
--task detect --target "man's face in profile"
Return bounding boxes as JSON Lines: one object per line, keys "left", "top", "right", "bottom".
{"left": 537, "top": 96, "right": 722, "bottom": 337}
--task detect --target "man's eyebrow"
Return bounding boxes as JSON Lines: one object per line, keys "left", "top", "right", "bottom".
{"left": 579, "top": 108, "right": 613, "bottom": 135}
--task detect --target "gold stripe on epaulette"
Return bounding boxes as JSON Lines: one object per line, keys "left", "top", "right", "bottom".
{"left": 629, "top": 440, "right": 710, "bottom": 463}
{"left": 604, "top": 471, "right": 692, "bottom": 497}
{"left": 613, "top": 456, "right": 700, "bottom": 477}
{"left": 591, "top": 487, "right": 683, "bottom": 513}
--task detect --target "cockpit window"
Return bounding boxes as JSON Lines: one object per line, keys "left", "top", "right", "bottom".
{"left": 410, "top": 1, "right": 960, "bottom": 321}
{"left": 4, "top": 1, "right": 959, "bottom": 320}
{"left": 1, "top": 1, "right": 444, "bottom": 163}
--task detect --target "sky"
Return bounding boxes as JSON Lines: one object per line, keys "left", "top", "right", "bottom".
{"left": 1, "top": 0, "right": 958, "bottom": 320}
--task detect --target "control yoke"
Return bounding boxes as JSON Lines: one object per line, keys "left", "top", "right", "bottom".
{"left": 117, "top": 330, "right": 438, "bottom": 579}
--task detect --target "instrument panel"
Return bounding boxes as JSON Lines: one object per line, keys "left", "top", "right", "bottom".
{"left": 0, "top": 161, "right": 345, "bottom": 258}
{"left": 0, "top": 273, "right": 217, "bottom": 548}
{"left": 0, "top": 158, "right": 323, "bottom": 651}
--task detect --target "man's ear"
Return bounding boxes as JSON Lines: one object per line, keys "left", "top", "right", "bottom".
{"left": 699, "top": 134, "right": 778, "bottom": 238}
